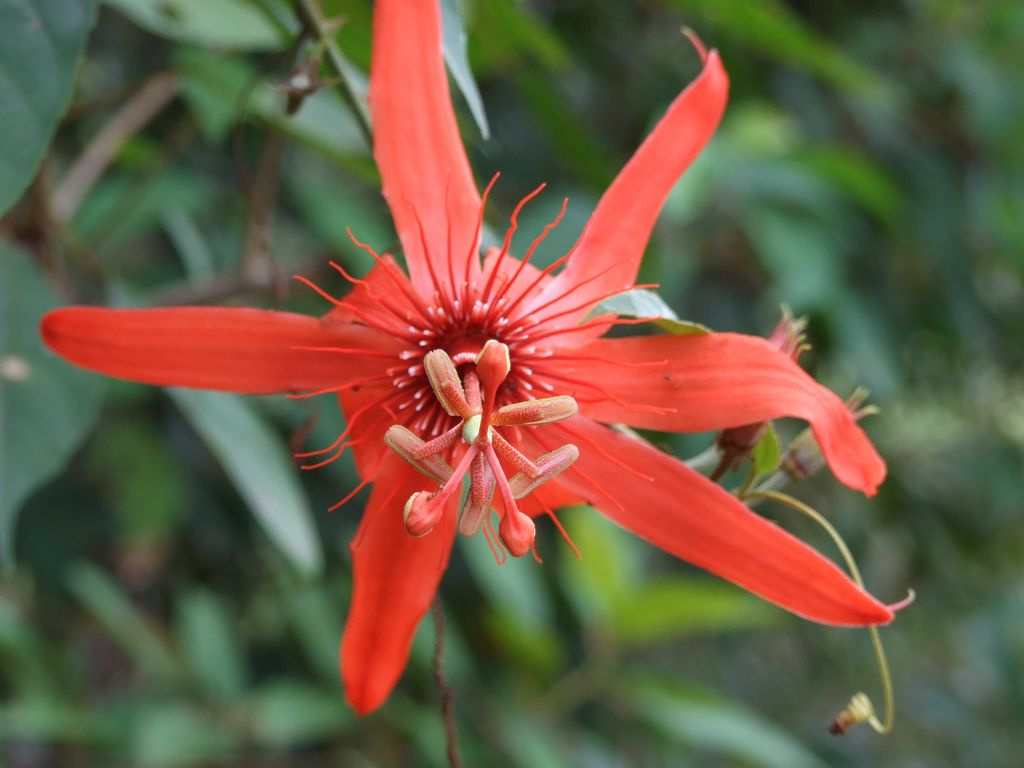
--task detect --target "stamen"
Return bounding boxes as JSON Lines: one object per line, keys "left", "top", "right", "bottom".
{"left": 481, "top": 182, "right": 546, "bottom": 304}
{"left": 488, "top": 197, "right": 569, "bottom": 321}
{"left": 464, "top": 172, "right": 501, "bottom": 298}
{"left": 345, "top": 228, "right": 435, "bottom": 324}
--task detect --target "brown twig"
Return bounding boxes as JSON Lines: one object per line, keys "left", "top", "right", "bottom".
{"left": 432, "top": 598, "right": 461, "bottom": 768}
{"left": 52, "top": 72, "right": 179, "bottom": 226}
{"left": 242, "top": 129, "right": 289, "bottom": 304}
{"left": 290, "top": 0, "right": 373, "bottom": 148}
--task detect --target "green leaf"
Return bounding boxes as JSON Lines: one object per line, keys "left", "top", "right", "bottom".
{"left": 68, "top": 562, "right": 180, "bottom": 684}
{"left": 167, "top": 389, "right": 322, "bottom": 576}
{"left": 174, "top": 47, "right": 368, "bottom": 161}
{"left": 591, "top": 288, "right": 710, "bottom": 335}
{"left": 626, "top": 678, "right": 827, "bottom": 768}
{"left": 245, "top": 680, "right": 352, "bottom": 746}
{"left": 667, "top": 0, "right": 891, "bottom": 101}
{"left": 104, "top": 0, "right": 290, "bottom": 51}
{"left": 0, "top": 242, "right": 105, "bottom": 566}
{"left": 175, "top": 589, "right": 246, "bottom": 700}
{"left": 0, "top": 0, "right": 97, "bottom": 215}
{"left": 441, "top": 0, "right": 490, "bottom": 139}
{"left": 751, "top": 424, "right": 782, "bottom": 477}
{"left": 611, "top": 578, "right": 779, "bottom": 645}
{"left": 133, "top": 703, "right": 240, "bottom": 767}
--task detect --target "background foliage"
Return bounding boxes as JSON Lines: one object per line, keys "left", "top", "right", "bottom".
{"left": 1, "top": 0, "right": 1022, "bottom": 766}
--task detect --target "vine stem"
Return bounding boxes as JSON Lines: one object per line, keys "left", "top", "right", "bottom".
{"left": 743, "top": 488, "right": 900, "bottom": 734}
{"left": 432, "top": 599, "right": 461, "bottom": 768}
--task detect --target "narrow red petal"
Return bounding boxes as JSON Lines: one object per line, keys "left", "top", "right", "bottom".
{"left": 535, "top": 417, "right": 892, "bottom": 626}
{"left": 341, "top": 454, "right": 456, "bottom": 715}
{"left": 522, "top": 48, "right": 728, "bottom": 330}
{"left": 40, "top": 307, "right": 400, "bottom": 394}
{"left": 556, "top": 333, "right": 886, "bottom": 495}
{"left": 371, "top": 0, "right": 481, "bottom": 295}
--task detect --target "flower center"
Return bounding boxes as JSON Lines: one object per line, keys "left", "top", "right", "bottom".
{"left": 384, "top": 340, "right": 579, "bottom": 557}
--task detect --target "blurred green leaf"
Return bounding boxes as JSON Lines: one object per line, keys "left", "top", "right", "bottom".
{"left": 797, "top": 147, "right": 904, "bottom": 226}
{"left": 162, "top": 207, "right": 216, "bottom": 281}
{"left": 167, "top": 388, "right": 323, "bottom": 576}
{"left": 174, "top": 47, "right": 369, "bottom": 162}
{"left": 626, "top": 678, "right": 827, "bottom": 768}
{"left": 175, "top": 588, "right": 246, "bottom": 700}
{"left": 441, "top": 0, "right": 490, "bottom": 139}
{"left": 611, "top": 578, "right": 779, "bottom": 645}
{"left": 245, "top": 680, "right": 351, "bottom": 746}
{"left": 68, "top": 562, "right": 180, "bottom": 684}
{"left": 72, "top": 169, "right": 218, "bottom": 250}
{"left": 0, "top": 242, "right": 105, "bottom": 565}
{"left": 105, "top": 0, "right": 290, "bottom": 51}
{"left": 0, "top": 0, "right": 97, "bottom": 215}
{"left": 133, "top": 702, "right": 240, "bottom": 767}
{"left": 751, "top": 424, "right": 781, "bottom": 477}
{"left": 460, "top": 534, "right": 551, "bottom": 628}
{"left": 559, "top": 506, "right": 635, "bottom": 621}
{"left": 669, "top": 0, "right": 891, "bottom": 100}
{"left": 592, "top": 288, "right": 710, "bottom": 335}
{"left": 741, "top": 206, "right": 842, "bottom": 307}
{"left": 84, "top": 418, "right": 185, "bottom": 545}
{"left": 0, "top": 597, "right": 55, "bottom": 693}
{"left": 283, "top": 582, "right": 345, "bottom": 683}
{"left": 0, "top": 692, "right": 111, "bottom": 743}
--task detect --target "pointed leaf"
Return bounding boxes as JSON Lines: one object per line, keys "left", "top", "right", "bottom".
{"left": 1, "top": 242, "right": 104, "bottom": 566}
{"left": 592, "top": 288, "right": 710, "bottom": 335}
{"left": 441, "top": 0, "right": 490, "bottom": 139}
{"left": 752, "top": 424, "right": 782, "bottom": 477}
{"left": 167, "top": 389, "right": 322, "bottom": 576}
{"left": 105, "top": 0, "right": 289, "bottom": 51}
{"left": 68, "top": 563, "right": 179, "bottom": 684}
{"left": 627, "top": 678, "right": 827, "bottom": 768}
{"left": 0, "top": 0, "right": 97, "bottom": 215}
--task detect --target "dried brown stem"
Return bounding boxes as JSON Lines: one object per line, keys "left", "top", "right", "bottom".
{"left": 52, "top": 72, "right": 179, "bottom": 225}
{"left": 432, "top": 598, "right": 461, "bottom": 768}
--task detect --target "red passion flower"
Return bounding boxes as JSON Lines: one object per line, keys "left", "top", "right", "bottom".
{"left": 41, "top": 0, "right": 894, "bottom": 715}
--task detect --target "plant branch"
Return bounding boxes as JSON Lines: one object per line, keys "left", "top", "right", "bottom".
{"left": 52, "top": 72, "right": 178, "bottom": 226}
{"left": 432, "top": 598, "right": 461, "bottom": 768}
{"left": 291, "top": 0, "right": 373, "bottom": 148}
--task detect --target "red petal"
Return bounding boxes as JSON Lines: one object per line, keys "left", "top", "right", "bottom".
{"left": 41, "top": 307, "right": 400, "bottom": 394}
{"left": 341, "top": 454, "right": 456, "bottom": 714}
{"left": 371, "top": 0, "right": 481, "bottom": 296}
{"left": 521, "top": 48, "right": 728, "bottom": 331}
{"left": 535, "top": 418, "right": 893, "bottom": 626}
{"left": 554, "top": 333, "right": 886, "bottom": 495}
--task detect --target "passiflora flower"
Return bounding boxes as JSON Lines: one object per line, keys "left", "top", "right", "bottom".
{"left": 41, "top": 0, "right": 896, "bottom": 715}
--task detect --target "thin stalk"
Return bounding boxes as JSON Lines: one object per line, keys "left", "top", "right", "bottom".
{"left": 744, "top": 488, "right": 898, "bottom": 734}
{"left": 291, "top": 0, "right": 373, "bottom": 148}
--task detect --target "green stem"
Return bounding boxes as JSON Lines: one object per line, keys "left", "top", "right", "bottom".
{"left": 744, "top": 488, "right": 897, "bottom": 734}
{"left": 684, "top": 445, "right": 721, "bottom": 475}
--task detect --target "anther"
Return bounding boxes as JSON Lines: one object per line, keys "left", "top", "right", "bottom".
{"left": 508, "top": 444, "right": 579, "bottom": 498}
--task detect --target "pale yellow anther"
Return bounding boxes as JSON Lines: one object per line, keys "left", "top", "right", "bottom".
{"left": 423, "top": 349, "right": 472, "bottom": 417}
{"left": 384, "top": 425, "right": 453, "bottom": 483}
{"left": 509, "top": 444, "right": 579, "bottom": 498}
{"left": 494, "top": 395, "right": 578, "bottom": 426}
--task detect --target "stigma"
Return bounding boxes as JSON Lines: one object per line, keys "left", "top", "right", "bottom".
{"left": 384, "top": 340, "right": 578, "bottom": 557}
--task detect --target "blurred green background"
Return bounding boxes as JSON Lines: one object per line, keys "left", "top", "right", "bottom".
{"left": 2, "top": 0, "right": 1022, "bottom": 766}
